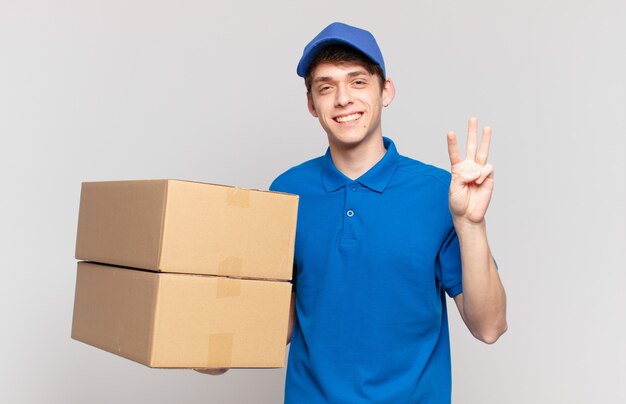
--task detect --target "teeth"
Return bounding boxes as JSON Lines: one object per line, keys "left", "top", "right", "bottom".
{"left": 335, "top": 113, "right": 362, "bottom": 123}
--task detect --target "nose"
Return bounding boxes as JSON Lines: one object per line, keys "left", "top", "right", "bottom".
{"left": 334, "top": 84, "right": 353, "bottom": 107}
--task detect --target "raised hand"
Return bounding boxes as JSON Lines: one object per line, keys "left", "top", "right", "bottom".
{"left": 446, "top": 117, "right": 494, "bottom": 224}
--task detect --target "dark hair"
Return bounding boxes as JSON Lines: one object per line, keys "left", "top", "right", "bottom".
{"left": 304, "top": 44, "right": 386, "bottom": 94}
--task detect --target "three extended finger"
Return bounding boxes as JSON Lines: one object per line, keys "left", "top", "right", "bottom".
{"left": 476, "top": 126, "right": 492, "bottom": 165}
{"left": 447, "top": 131, "right": 462, "bottom": 166}
{"left": 466, "top": 117, "right": 478, "bottom": 161}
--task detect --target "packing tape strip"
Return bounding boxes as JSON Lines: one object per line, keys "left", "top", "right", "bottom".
{"left": 208, "top": 333, "right": 234, "bottom": 367}
{"left": 218, "top": 256, "right": 243, "bottom": 277}
{"left": 216, "top": 277, "right": 241, "bottom": 298}
{"left": 226, "top": 188, "right": 250, "bottom": 208}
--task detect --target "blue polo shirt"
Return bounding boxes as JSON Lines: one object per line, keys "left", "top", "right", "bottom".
{"left": 270, "top": 136, "right": 463, "bottom": 403}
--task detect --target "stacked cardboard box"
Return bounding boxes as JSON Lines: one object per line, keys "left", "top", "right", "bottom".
{"left": 72, "top": 179, "right": 298, "bottom": 369}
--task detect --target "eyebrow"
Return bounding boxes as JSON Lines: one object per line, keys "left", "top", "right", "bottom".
{"left": 346, "top": 70, "right": 368, "bottom": 78}
{"left": 312, "top": 70, "right": 369, "bottom": 84}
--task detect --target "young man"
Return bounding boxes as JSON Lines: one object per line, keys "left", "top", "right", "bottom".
{"left": 201, "top": 22, "right": 507, "bottom": 403}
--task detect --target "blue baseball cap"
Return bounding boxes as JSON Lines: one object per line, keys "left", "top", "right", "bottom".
{"left": 296, "top": 22, "right": 386, "bottom": 78}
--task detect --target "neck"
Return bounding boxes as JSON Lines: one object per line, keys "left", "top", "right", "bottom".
{"left": 328, "top": 135, "right": 387, "bottom": 180}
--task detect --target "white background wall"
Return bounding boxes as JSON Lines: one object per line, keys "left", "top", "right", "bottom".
{"left": 1, "top": 1, "right": 624, "bottom": 403}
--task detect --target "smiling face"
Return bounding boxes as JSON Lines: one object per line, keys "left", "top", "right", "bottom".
{"left": 307, "top": 61, "right": 395, "bottom": 150}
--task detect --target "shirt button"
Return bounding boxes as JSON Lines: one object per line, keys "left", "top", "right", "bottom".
{"left": 346, "top": 210, "right": 354, "bottom": 217}
{"left": 351, "top": 187, "right": 357, "bottom": 192}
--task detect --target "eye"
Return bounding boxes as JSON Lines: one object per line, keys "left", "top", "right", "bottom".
{"left": 353, "top": 79, "right": 367, "bottom": 87}
{"left": 318, "top": 85, "right": 332, "bottom": 94}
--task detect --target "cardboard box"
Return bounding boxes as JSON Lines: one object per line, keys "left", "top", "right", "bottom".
{"left": 75, "top": 180, "right": 298, "bottom": 280}
{"left": 71, "top": 262, "right": 292, "bottom": 368}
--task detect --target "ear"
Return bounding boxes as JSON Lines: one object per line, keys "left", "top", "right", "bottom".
{"left": 307, "top": 93, "right": 319, "bottom": 117}
{"left": 381, "top": 77, "right": 396, "bottom": 108}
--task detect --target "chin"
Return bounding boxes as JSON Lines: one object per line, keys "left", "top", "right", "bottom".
{"left": 329, "top": 135, "right": 365, "bottom": 148}
{"left": 331, "top": 130, "right": 374, "bottom": 146}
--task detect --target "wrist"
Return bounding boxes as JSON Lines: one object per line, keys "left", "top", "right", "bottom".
{"left": 452, "top": 216, "right": 486, "bottom": 234}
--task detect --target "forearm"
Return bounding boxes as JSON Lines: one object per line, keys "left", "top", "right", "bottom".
{"left": 454, "top": 218, "right": 507, "bottom": 343}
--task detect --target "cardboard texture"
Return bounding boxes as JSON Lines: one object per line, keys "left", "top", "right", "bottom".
{"left": 72, "top": 262, "right": 292, "bottom": 368}
{"left": 75, "top": 179, "right": 298, "bottom": 281}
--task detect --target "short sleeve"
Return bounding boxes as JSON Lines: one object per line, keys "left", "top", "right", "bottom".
{"left": 269, "top": 175, "right": 284, "bottom": 193}
{"left": 269, "top": 175, "right": 297, "bottom": 293}
{"left": 435, "top": 226, "right": 463, "bottom": 298}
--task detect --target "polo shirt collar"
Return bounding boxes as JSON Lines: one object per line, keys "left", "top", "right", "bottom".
{"left": 321, "top": 136, "right": 400, "bottom": 194}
